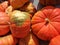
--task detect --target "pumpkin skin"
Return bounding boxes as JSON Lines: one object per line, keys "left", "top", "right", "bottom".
{"left": 0, "top": 12, "right": 10, "bottom": 36}
{"left": 8, "top": 0, "right": 29, "bottom": 9}
{"left": 10, "top": 10, "right": 30, "bottom": 38}
{"left": 49, "top": 35, "right": 60, "bottom": 45}
{"left": 0, "top": 35, "right": 17, "bottom": 45}
{"left": 39, "top": 0, "right": 60, "bottom": 5}
{"left": 19, "top": 32, "right": 39, "bottom": 45}
{"left": 31, "top": 6, "right": 60, "bottom": 40}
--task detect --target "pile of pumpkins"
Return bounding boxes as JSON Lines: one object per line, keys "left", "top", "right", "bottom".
{"left": 0, "top": 0, "right": 60, "bottom": 45}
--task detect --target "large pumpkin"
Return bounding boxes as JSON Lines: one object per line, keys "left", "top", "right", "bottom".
{"left": 8, "top": 0, "right": 29, "bottom": 9}
{"left": 0, "top": 12, "right": 10, "bottom": 36}
{"left": 10, "top": 10, "right": 30, "bottom": 38}
{"left": 39, "top": 0, "right": 60, "bottom": 5}
{"left": 19, "top": 32, "right": 39, "bottom": 45}
{"left": 49, "top": 35, "right": 60, "bottom": 45}
{"left": 31, "top": 6, "right": 60, "bottom": 40}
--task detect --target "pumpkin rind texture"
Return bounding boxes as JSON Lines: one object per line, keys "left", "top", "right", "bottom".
{"left": 31, "top": 6, "right": 60, "bottom": 40}
{"left": 0, "top": 12, "right": 10, "bottom": 36}
{"left": 19, "top": 33, "right": 39, "bottom": 45}
{"left": 10, "top": 10, "right": 30, "bottom": 38}
{"left": 49, "top": 35, "right": 60, "bottom": 45}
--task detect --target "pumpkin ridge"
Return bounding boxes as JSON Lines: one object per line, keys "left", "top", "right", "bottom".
{"left": 51, "top": 15, "right": 60, "bottom": 22}
{"left": 50, "top": 22, "right": 60, "bottom": 34}
{"left": 42, "top": 10, "right": 48, "bottom": 18}
{"left": 40, "top": 11, "right": 47, "bottom": 19}
{"left": 37, "top": 23, "right": 46, "bottom": 35}
{"left": 34, "top": 11, "right": 46, "bottom": 19}
{"left": 37, "top": 25, "right": 49, "bottom": 40}
{"left": 31, "top": 21, "right": 45, "bottom": 26}
{"left": 50, "top": 8, "right": 60, "bottom": 19}
{"left": 32, "top": 22, "right": 45, "bottom": 35}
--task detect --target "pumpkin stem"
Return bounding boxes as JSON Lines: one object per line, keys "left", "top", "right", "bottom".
{"left": 45, "top": 18, "right": 49, "bottom": 25}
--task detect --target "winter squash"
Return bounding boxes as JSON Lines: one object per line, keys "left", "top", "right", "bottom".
{"left": 10, "top": 10, "right": 30, "bottom": 38}
{"left": 19, "top": 32, "right": 39, "bottom": 45}
{"left": 31, "top": 6, "right": 60, "bottom": 40}
{"left": 49, "top": 35, "right": 60, "bottom": 45}
{"left": 39, "top": 0, "right": 60, "bottom": 5}
{"left": 0, "top": 35, "right": 17, "bottom": 45}
{"left": 0, "top": 12, "right": 10, "bottom": 36}
{"left": 8, "top": 0, "right": 29, "bottom": 9}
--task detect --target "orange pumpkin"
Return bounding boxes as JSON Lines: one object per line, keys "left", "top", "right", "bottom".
{"left": 8, "top": 0, "right": 29, "bottom": 9}
{"left": 0, "top": 35, "right": 17, "bottom": 45}
{"left": 39, "top": 0, "right": 60, "bottom": 5}
{"left": 19, "top": 32, "right": 39, "bottom": 45}
{"left": 10, "top": 10, "right": 30, "bottom": 38}
{"left": 0, "top": 12, "right": 10, "bottom": 36}
{"left": 31, "top": 6, "right": 60, "bottom": 40}
{"left": 49, "top": 35, "right": 60, "bottom": 45}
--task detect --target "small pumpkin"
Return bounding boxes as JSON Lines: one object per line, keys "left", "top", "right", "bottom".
{"left": 8, "top": 0, "right": 29, "bottom": 9}
{"left": 10, "top": 10, "right": 30, "bottom": 38}
{"left": 19, "top": 32, "right": 39, "bottom": 45}
{"left": 39, "top": 0, "right": 60, "bottom": 5}
{"left": 49, "top": 35, "right": 60, "bottom": 45}
{"left": 0, "top": 35, "right": 17, "bottom": 45}
{"left": 0, "top": 12, "right": 10, "bottom": 36}
{"left": 31, "top": 6, "right": 60, "bottom": 40}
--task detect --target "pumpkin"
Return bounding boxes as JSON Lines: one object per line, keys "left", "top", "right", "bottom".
{"left": 0, "top": 12, "right": 10, "bottom": 36}
{"left": 0, "top": 35, "right": 17, "bottom": 45}
{"left": 10, "top": 10, "right": 30, "bottom": 38}
{"left": 19, "top": 32, "right": 39, "bottom": 45}
{"left": 31, "top": 6, "right": 60, "bottom": 40}
{"left": 0, "top": 1, "right": 8, "bottom": 12}
{"left": 39, "top": 0, "right": 60, "bottom": 5}
{"left": 49, "top": 35, "right": 60, "bottom": 45}
{"left": 8, "top": 0, "right": 29, "bottom": 9}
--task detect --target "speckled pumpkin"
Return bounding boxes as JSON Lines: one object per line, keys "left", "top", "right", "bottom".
{"left": 31, "top": 6, "right": 60, "bottom": 40}
{"left": 10, "top": 10, "right": 30, "bottom": 38}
